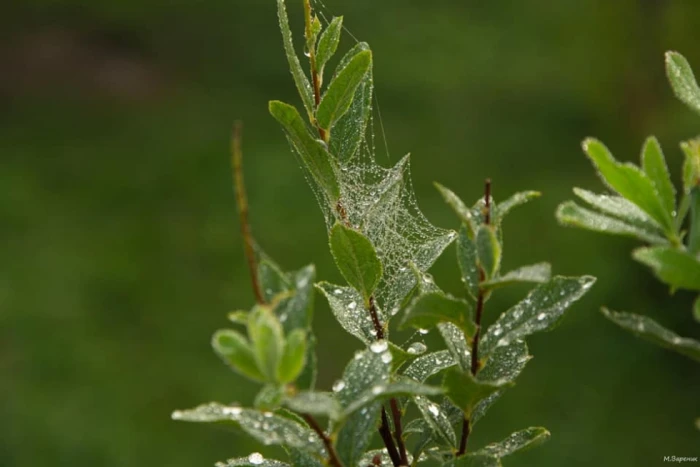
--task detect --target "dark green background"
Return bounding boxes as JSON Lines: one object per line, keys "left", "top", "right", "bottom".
{"left": 3, "top": 0, "right": 699, "bottom": 465}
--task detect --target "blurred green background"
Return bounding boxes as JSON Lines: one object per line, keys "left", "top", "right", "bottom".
{"left": 3, "top": 0, "right": 700, "bottom": 465}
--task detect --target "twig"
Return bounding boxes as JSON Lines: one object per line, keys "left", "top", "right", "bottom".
{"left": 303, "top": 413, "right": 343, "bottom": 467}
{"left": 231, "top": 121, "right": 265, "bottom": 305}
{"left": 390, "top": 398, "right": 408, "bottom": 465}
{"left": 303, "top": 0, "right": 328, "bottom": 142}
{"left": 458, "top": 179, "right": 491, "bottom": 456}
{"left": 368, "top": 296, "right": 384, "bottom": 340}
{"left": 379, "top": 407, "right": 402, "bottom": 467}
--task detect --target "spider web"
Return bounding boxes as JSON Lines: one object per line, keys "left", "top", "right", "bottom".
{"left": 288, "top": 1, "right": 456, "bottom": 315}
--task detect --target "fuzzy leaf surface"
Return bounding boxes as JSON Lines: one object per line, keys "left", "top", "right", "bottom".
{"left": 641, "top": 137, "right": 676, "bottom": 216}
{"left": 602, "top": 308, "right": 700, "bottom": 362}
{"left": 482, "top": 263, "right": 551, "bottom": 290}
{"left": 329, "top": 222, "right": 383, "bottom": 300}
{"left": 401, "top": 291, "right": 475, "bottom": 338}
{"left": 666, "top": 51, "right": 700, "bottom": 115}
{"left": 633, "top": 246, "right": 700, "bottom": 291}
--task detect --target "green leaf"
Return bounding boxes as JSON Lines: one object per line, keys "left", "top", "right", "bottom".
{"left": 269, "top": 101, "right": 340, "bottom": 202}
{"left": 633, "top": 246, "right": 700, "bottom": 291}
{"left": 666, "top": 51, "right": 700, "bottom": 115}
{"left": 681, "top": 138, "right": 700, "bottom": 193}
{"left": 215, "top": 455, "right": 289, "bottom": 467}
{"left": 212, "top": 329, "right": 265, "bottom": 383}
{"left": 556, "top": 201, "right": 667, "bottom": 244}
{"left": 475, "top": 427, "right": 550, "bottom": 459}
{"left": 443, "top": 368, "right": 513, "bottom": 418}
{"left": 277, "top": 329, "right": 307, "bottom": 383}
{"left": 275, "top": 0, "right": 315, "bottom": 120}
{"left": 297, "top": 332, "right": 317, "bottom": 390}
{"left": 438, "top": 323, "right": 471, "bottom": 371}
{"left": 481, "top": 276, "right": 596, "bottom": 355}
{"left": 284, "top": 448, "right": 323, "bottom": 467}
{"left": 495, "top": 191, "right": 541, "bottom": 223}
{"left": 343, "top": 378, "right": 443, "bottom": 418}
{"left": 387, "top": 341, "right": 421, "bottom": 371}
{"left": 404, "top": 350, "right": 457, "bottom": 382}
{"left": 172, "top": 403, "right": 323, "bottom": 452}
{"left": 277, "top": 264, "right": 316, "bottom": 333}
{"left": 641, "top": 137, "right": 676, "bottom": 216}
{"left": 359, "top": 450, "right": 407, "bottom": 467}
{"left": 435, "top": 183, "right": 475, "bottom": 231}
{"left": 316, "top": 282, "right": 384, "bottom": 343}
{"left": 254, "top": 384, "right": 284, "bottom": 411}
{"left": 334, "top": 349, "right": 388, "bottom": 466}
{"left": 284, "top": 391, "right": 342, "bottom": 420}
{"left": 315, "top": 16, "right": 343, "bottom": 78}
{"left": 248, "top": 306, "right": 285, "bottom": 381}
{"left": 317, "top": 50, "right": 372, "bottom": 133}
{"left": 471, "top": 340, "right": 530, "bottom": 426}
{"left": 328, "top": 43, "right": 373, "bottom": 162}
{"left": 329, "top": 222, "right": 383, "bottom": 300}
{"left": 601, "top": 308, "right": 700, "bottom": 362}
{"left": 457, "top": 225, "right": 480, "bottom": 300}
{"left": 401, "top": 291, "right": 475, "bottom": 338}
{"left": 476, "top": 225, "right": 501, "bottom": 280}
{"left": 572, "top": 188, "right": 664, "bottom": 232}
{"left": 482, "top": 263, "right": 551, "bottom": 290}
{"left": 414, "top": 395, "right": 457, "bottom": 448}
{"left": 583, "top": 138, "right": 673, "bottom": 232}
{"left": 228, "top": 310, "right": 249, "bottom": 325}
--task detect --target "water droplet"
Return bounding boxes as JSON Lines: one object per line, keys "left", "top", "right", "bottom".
{"left": 407, "top": 342, "right": 427, "bottom": 355}
{"left": 428, "top": 403, "right": 440, "bottom": 416}
{"left": 371, "top": 385, "right": 385, "bottom": 395}
{"left": 222, "top": 406, "right": 242, "bottom": 416}
{"left": 334, "top": 288, "right": 342, "bottom": 295}
{"left": 418, "top": 328, "right": 430, "bottom": 335}
{"left": 348, "top": 301, "right": 357, "bottom": 310}
{"left": 332, "top": 380, "right": 346, "bottom": 392}
{"left": 370, "top": 340, "right": 389, "bottom": 353}
{"left": 537, "top": 312, "right": 546, "bottom": 321}
{"left": 497, "top": 338, "right": 508, "bottom": 347}
{"left": 381, "top": 351, "right": 393, "bottom": 364}
{"left": 263, "top": 411, "right": 273, "bottom": 418}
{"left": 493, "top": 326, "right": 502, "bottom": 337}
{"left": 248, "top": 452, "right": 264, "bottom": 465}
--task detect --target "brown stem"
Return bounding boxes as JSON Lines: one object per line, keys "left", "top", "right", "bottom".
{"left": 368, "top": 296, "right": 384, "bottom": 340}
{"left": 390, "top": 399, "right": 408, "bottom": 465}
{"left": 303, "top": 0, "right": 328, "bottom": 142}
{"left": 231, "top": 122, "right": 265, "bottom": 305}
{"left": 303, "top": 413, "right": 343, "bottom": 467}
{"left": 379, "top": 407, "right": 402, "bottom": 467}
{"left": 458, "top": 179, "right": 492, "bottom": 456}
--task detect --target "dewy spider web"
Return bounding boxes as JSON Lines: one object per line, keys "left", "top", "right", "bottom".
{"left": 288, "top": 0, "right": 456, "bottom": 316}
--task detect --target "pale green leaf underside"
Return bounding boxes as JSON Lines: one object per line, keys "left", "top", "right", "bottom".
{"left": 583, "top": 138, "right": 673, "bottom": 232}
{"left": 276, "top": 0, "right": 315, "bottom": 119}
{"left": 269, "top": 101, "right": 340, "bottom": 201}
{"left": 171, "top": 403, "right": 323, "bottom": 452}
{"left": 572, "top": 188, "right": 663, "bottom": 232}
{"left": 404, "top": 350, "right": 457, "bottom": 382}
{"left": 458, "top": 225, "right": 480, "bottom": 301}
{"left": 601, "top": 308, "right": 700, "bottom": 362}
{"left": 482, "top": 263, "right": 551, "bottom": 290}
{"left": 284, "top": 391, "right": 341, "bottom": 420}
{"left": 481, "top": 276, "right": 596, "bottom": 355}
{"left": 633, "top": 246, "right": 700, "bottom": 291}
{"left": 316, "top": 282, "right": 384, "bottom": 343}
{"left": 439, "top": 322, "right": 472, "bottom": 371}
{"left": 475, "top": 427, "right": 550, "bottom": 459}
{"left": 556, "top": 201, "right": 666, "bottom": 244}
{"left": 414, "top": 395, "right": 457, "bottom": 447}
{"left": 666, "top": 51, "right": 700, "bottom": 116}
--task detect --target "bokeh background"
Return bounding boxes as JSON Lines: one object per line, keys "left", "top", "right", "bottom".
{"left": 3, "top": 0, "right": 700, "bottom": 465}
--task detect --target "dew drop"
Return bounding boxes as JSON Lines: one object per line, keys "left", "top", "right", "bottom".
{"left": 418, "top": 328, "right": 430, "bottom": 335}
{"left": 537, "top": 312, "right": 546, "bottom": 321}
{"left": 428, "top": 403, "right": 440, "bottom": 416}
{"left": 334, "top": 288, "right": 342, "bottom": 295}
{"left": 222, "top": 406, "right": 242, "bottom": 416}
{"left": 407, "top": 342, "right": 427, "bottom": 355}
{"left": 492, "top": 326, "right": 502, "bottom": 337}
{"left": 248, "top": 452, "right": 264, "bottom": 465}
{"left": 332, "top": 380, "right": 346, "bottom": 392}
{"left": 348, "top": 301, "right": 357, "bottom": 310}
{"left": 370, "top": 340, "right": 389, "bottom": 353}
{"left": 381, "top": 351, "right": 393, "bottom": 364}
{"left": 371, "top": 385, "right": 385, "bottom": 395}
